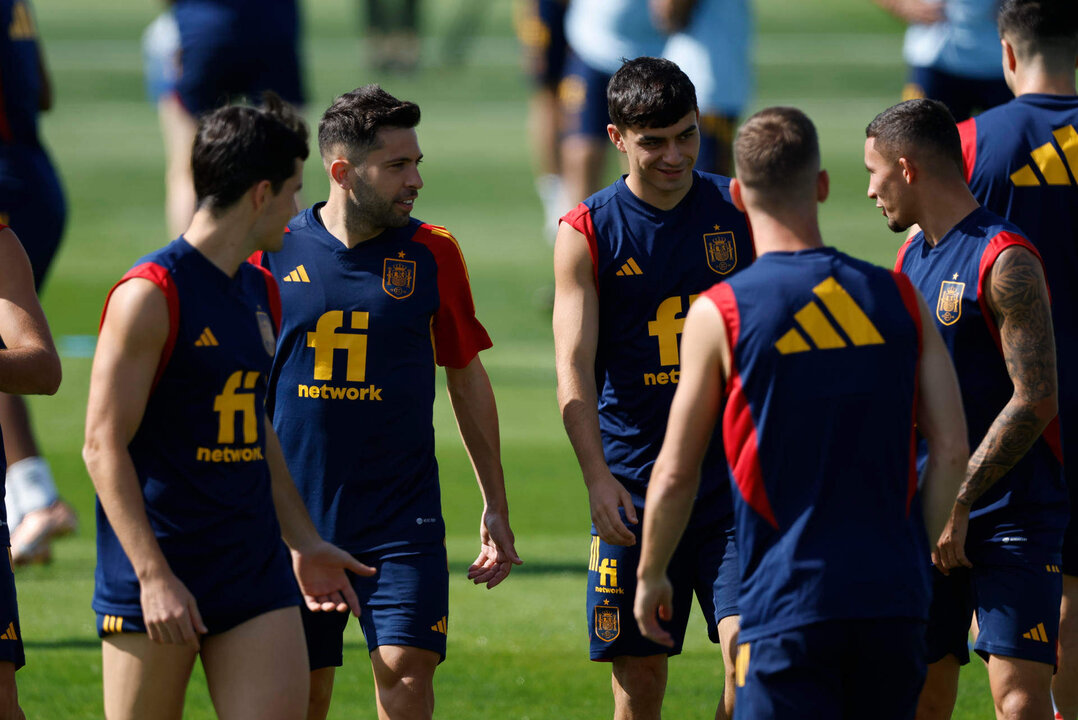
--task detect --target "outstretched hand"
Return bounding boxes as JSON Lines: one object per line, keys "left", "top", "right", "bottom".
{"left": 292, "top": 542, "right": 376, "bottom": 616}
{"left": 467, "top": 511, "right": 523, "bottom": 589}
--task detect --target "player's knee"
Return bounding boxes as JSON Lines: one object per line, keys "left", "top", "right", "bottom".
{"left": 305, "top": 670, "right": 334, "bottom": 720}
{"left": 613, "top": 656, "right": 667, "bottom": 702}
{"left": 993, "top": 685, "right": 1040, "bottom": 720}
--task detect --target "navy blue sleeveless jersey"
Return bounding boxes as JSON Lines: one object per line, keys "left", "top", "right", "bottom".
{"left": 562, "top": 171, "right": 752, "bottom": 519}
{"left": 958, "top": 95, "right": 1078, "bottom": 534}
{"left": 93, "top": 238, "right": 299, "bottom": 619}
{"left": 704, "top": 247, "right": 928, "bottom": 641}
{"left": 258, "top": 207, "right": 491, "bottom": 554}
{"left": 896, "top": 207, "right": 1067, "bottom": 563}
{"left": 0, "top": 0, "right": 43, "bottom": 146}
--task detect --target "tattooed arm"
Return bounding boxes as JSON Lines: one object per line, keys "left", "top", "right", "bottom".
{"left": 956, "top": 245, "right": 1057, "bottom": 507}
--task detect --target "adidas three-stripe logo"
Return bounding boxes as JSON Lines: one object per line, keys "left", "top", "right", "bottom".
{"left": 1010, "top": 125, "right": 1078, "bottom": 187}
{"left": 430, "top": 616, "right": 448, "bottom": 634}
{"left": 195, "top": 327, "right": 219, "bottom": 347}
{"left": 615, "top": 258, "right": 643, "bottom": 277}
{"left": 1023, "top": 623, "right": 1049, "bottom": 643}
{"left": 282, "top": 265, "right": 311, "bottom": 283}
{"left": 0, "top": 622, "right": 16, "bottom": 641}
{"left": 775, "top": 277, "right": 885, "bottom": 354}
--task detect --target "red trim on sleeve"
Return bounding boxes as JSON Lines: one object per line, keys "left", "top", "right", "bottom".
{"left": 563, "top": 203, "right": 599, "bottom": 291}
{"left": 412, "top": 225, "right": 493, "bottom": 368}
{"left": 99, "top": 262, "right": 180, "bottom": 390}
{"left": 0, "top": 67, "right": 13, "bottom": 144}
{"left": 254, "top": 264, "right": 282, "bottom": 333}
{"left": 0, "top": 224, "right": 7, "bottom": 232}
{"left": 892, "top": 271, "right": 923, "bottom": 513}
{"left": 957, "top": 118, "right": 977, "bottom": 185}
{"left": 976, "top": 231, "right": 1044, "bottom": 351}
{"left": 704, "top": 283, "right": 779, "bottom": 530}
{"left": 248, "top": 250, "right": 265, "bottom": 267}
{"left": 894, "top": 236, "right": 915, "bottom": 273}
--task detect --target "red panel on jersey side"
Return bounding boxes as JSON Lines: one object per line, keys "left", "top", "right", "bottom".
{"left": 892, "top": 270, "right": 923, "bottom": 512}
{"left": 100, "top": 262, "right": 180, "bottom": 390}
{"left": 563, "top": 203, "right": 600, "bottom": 291}
{"left": 957, "top": 118, "right": 977, "bottom": 185}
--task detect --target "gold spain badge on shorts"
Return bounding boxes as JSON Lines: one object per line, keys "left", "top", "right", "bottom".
{"left": 595, "top": 601, "right": 620, "bottom": 642}
{"left": 704, "top": 229, "right": 737, "bottom": 275}
{"left": 936, "top": 279, "right": 965, "bottom": 326}
{"left": 383, "top": 257, "right": 416, "bottom": 299}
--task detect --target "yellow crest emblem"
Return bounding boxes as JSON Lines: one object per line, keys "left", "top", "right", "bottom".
{"left": 936, "top": 280, "right": 965, "bottom": 326}
{"left": 382, "top": 258, "right": 416, "bottom": 300}
{"left": 704, "top": 231, "right": 737, "bottom": 275}
{"left": 594, "top": 604, "right": 620, "bottom": 642}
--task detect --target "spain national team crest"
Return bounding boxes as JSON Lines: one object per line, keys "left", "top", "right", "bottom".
{"left": 255, "top": 310, "right": 276, "bottom": 356}
{"left": 595, "top": 603, "right": 620, "bottom": 642}
{"left": 936, "top": 280, "right": 965, "bottom": 326}
{"left": 704, "top": 231, "right": 737, "bottom": 275}
{"left": 382, "top": 258, "right": 416, "bottom": 300}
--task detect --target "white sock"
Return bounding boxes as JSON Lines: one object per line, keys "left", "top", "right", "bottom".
{"left": 5, "top": 457, "right": 58, "bottom": 530}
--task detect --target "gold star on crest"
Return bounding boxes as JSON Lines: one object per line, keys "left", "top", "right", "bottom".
{"left": 397, "top": 250, "right": 406, "bottom": 258}
{"left": 602, "top": 599, "right": 610, "bottom": 605}
{"left": 952, "top": 273, "right": 959, "bottom": 280}
{"left": 713, "top": 225, "right": 721, "bottom": 231}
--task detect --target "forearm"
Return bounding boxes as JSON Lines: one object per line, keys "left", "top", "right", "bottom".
{"left": 265, "top": 423, "right": 321, "bottom": 551}
{"left": 920, "top": 442, "right": 969, "bottom": 540}
{"left": 447, "top": 362, "right": 508, "bottom": 511}
{"left": 638, "top": 464, "right": 697, "bottom": 580}
{"left": 958, "top": 395, "right": 1054, "bottom": 506}
{"left": 557, "top": 371, "right": 611, "bottom": 486}
{"left": 0, "top": 345, "right": 61, "bottom": 395}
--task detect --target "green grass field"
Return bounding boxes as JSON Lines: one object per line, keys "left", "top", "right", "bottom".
{"left": 14, "top": 0, "right": 997, "bottom": 716}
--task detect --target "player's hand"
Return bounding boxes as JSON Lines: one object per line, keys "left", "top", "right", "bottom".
{"left": 587, "top": 473, "right": 638, "bottom": 546}
{"left": 649, "top": 0, "right": 696, "bottom": 33}
{"left": 932, "top": 503, "right": 972, "bottom": 575}
{"left": 139, "top": 569, "right": 207, "bottom": 648}
{"left": 291, "top": 542, "right": 375, "bottom": 617}
{"left": 892, "top": 0, "right": 944, "bottom": 25}
{"left": 634, "top": 572, "right": 675, "bottom": 647}
{"left": 468, "top": 510, "right": 523, "bottom": 589}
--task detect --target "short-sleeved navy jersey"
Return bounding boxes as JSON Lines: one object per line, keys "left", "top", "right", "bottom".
{"left": 93, "top": 238, "right": 298, "bottom": 618}
{"left": 259, "top": 207, "right": 491, "bottom": 555}
{"left": 0, "top": 0, "right": 43, "bottom": 146}
{"left": 562, "top": 171, "right": 753, "bottom": 519}
{"left": 897, "top": 208, "right": 1068, "bottom": 563}
{"left": 704, "top": 247, "right": 929, "bottom": 641}
{"left": 958, "top": 95, "right": 1078, "bottom": 523}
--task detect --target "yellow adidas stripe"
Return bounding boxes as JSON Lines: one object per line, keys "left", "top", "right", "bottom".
{"left": 813, "top": 277, "right": 884, "bottom": 345}
{"left": 1010, "top": 165, "right": 1040, "bottom": 186}
{"left": 1054, "top": 125, "right": 1078, "bottom": 179}
{"left": 1031, "top": 142, "right": 1071, "bottom": 185}
{"left": 794, "top": 302, "right": 845, "bottom": 349}
{"left": 297, "top": 265, "right": 310, "bottom": 282}
{"left": 775, "top": 328, "right": 811, "bottom": 355}
{"left": 627, "top": 258, "right": 643, "bottom": 274}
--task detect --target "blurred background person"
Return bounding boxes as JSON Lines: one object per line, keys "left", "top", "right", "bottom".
{"left": 363, "top": 0, "right": 422, "bottom": 74}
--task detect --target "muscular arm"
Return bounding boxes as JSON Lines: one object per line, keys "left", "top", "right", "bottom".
{"left": 0, "top": 229, "right": 61, "bottom": 395}
{"left": 958, "top": 246, "right": 1057, "bottom": 507}
{"left": 912, "top": 291, "right": 971, "bottom": 570}
{"left": 553, "top": 222, "right": 637, "bottom": 546}
{"left": 82, "top": 278, "right": 207, "bottom": 646}
{"left": 635, "top": 298, "right": 728, "bottom": 646}
{"left": 446, "top": 356, "right": 522, "bottom": 588}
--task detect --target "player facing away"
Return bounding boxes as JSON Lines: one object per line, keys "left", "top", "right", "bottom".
{"left": 553, "top": 57, "right": 752, "bottom": 720}
{"left": 866, "top": 98, "right": 1068, "bottom": 720}
{"left": 0, "top": 225, "right": 62, "bottom": 720}
{"left": 257, "top": 86, "right": 521, "bottom": 720}
{"left": 636, "top": 106, "right": 969, "bottom": 720}
{"left": 83, "top": 97, "right": 369, "bottom": 720}
{"left": 954, "top": 2, "right": 1078, "bottom": 715}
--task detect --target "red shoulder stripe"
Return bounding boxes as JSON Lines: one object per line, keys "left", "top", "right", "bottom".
{"left": 957, "top": 118, "right": 977, "bottom": 185}
{"left": 891, "top": 270, "right": 922, "bottom": 512}
{"left": 894, "top": 236, "right": 916, "bottom": 273}
{"left": 562, "top": 203, "right": 599, "bottom": 292}
{"left": 254, "top": 263, "right": 282, "bottom": 333}
{"left": 100, "top": 262, "right": 180, "bottom": 390}
{"left": 976, "top": 231, "right": 1045, "bottom": 350}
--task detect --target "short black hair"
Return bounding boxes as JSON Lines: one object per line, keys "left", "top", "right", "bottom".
{"left": 735, "top": 107, "right": 820, "bottom": 199}
{"left": 318, "top": 85, "right": 421, "bottom": 159}
{"left": 998, "top": 0, "right": 1078, "bottom": 68}
{"left": 191, "top": 92, "right": 309, "bottom": 214}
{"left": 865, "top": 99, "right": 964, "bottom": 177}
{"left": 607, "top": 57, "right": 697, "bottom": 130}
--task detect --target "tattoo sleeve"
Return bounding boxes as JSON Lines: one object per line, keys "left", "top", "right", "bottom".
{"left": 957, "top": 246, "right": 1057, "bottom": 507}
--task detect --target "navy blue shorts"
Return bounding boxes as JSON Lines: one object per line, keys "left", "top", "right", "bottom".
{"left": 925, "top": 562, "right": 1062, "bottom": 667}
{"left": 587, "top": 508, "right": 738, "bottom": 660}
{"left": 734, "top": 619, "right": 926, "bottom": 720}
{"left": 0, "top": 144, "right": 66, "bottom": 290}
{"left": 517, "top": 0, "right": 567, "bottom": 89}
{"left": 697, "top": 113, "right": 738, "bottom": 176}
{"left": 559, "top": 53, "right": 612, "bottom": 140}
{"left": 0, "top": 551, "right": 24, "bottom": 670}
{"left": 903, "top": 66, "right": 1012, "bottom": 122}
{"left": 96, "top": 595, "right": 300, "bottom": 640}
{"left": 303, "top": 543, "right": 449, "bottom": 670}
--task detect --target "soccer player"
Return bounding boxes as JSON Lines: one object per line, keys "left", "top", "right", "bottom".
{"left": 257, "top": 85, "right": 521, "bottom": 720}
{"left": 873, "top": 0, "right": 1012, "bottom": 121}
{"left": 866, "top": 98, "right": 1068, "bottom": 720}
{"left": 553, "top": 57, "right": 752, "bottom": 720}
{"left": 83, "top": 97, "right": 368, "bottom": 720}
{"left": 0, "top": 0, "right": 77, "bottom": 566}
{"left": 154, "top": 0, "right": 306, "bottom": 237}
{"left": 954, "top": 2, "right": 1078, "bottom": 715}
{"left": 636, "top": 106, "right": 969, "bottom": 720}
{"left": 0, "top": 224, "right": 62, "bottom": 720}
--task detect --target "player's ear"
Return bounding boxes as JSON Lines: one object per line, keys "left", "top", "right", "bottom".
{"left": 328, "top": 157, "right": 352, "bottom": 189}
{"left": 1001, "top": 38, "right": 1018, "bottom": 74}
{"left": 730, "top": 178, "right": 746, "bottom": 212}
{"left": 251, "top": 179, "right": 271, "bottom": 212}
{"left": 817, "top": 169, "right": 829, "bottom": 203}
{"left": 607, "top": 124, "right": 626, "bottom": 153}
{"left": 898, "top": 157, "right": 915, "bottom": 185}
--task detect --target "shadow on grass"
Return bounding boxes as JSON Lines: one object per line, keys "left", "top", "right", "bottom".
{"left": 25, "top": 638, "right": 100, "bottom": 650}
{"left": 449, "top": 560, "right": 584, "bottom": 576}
